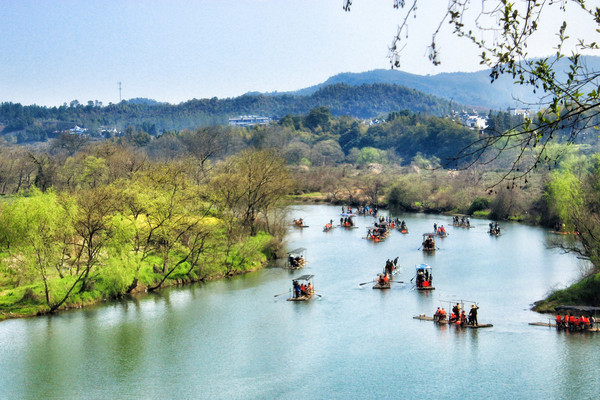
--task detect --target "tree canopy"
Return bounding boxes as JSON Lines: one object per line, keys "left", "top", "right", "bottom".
{"left": 345, "top": 0, "right": 600, "bottom": 184}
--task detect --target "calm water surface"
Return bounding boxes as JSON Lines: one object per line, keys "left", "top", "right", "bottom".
{"left": 1, "top": 204, "right": 598, "bottom": 399}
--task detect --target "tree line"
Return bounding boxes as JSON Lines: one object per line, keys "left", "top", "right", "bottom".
{"left": 0, "top": 83, "right": 455, "bottom": 143}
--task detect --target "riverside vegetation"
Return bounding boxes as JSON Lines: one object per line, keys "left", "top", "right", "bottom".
{"left": 0, "top": 144, "right": 293, "bottom": 320}
{"left": 1, "top": 108, "right": 599, "bottom": 319}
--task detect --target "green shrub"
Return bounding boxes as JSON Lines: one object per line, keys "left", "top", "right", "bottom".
{"left": 467, "top": 197, "right": 489, "bottom": 215}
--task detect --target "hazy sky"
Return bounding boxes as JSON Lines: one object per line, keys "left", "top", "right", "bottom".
{"left": 1, "top": 0, "right": 597, "bottom": 106}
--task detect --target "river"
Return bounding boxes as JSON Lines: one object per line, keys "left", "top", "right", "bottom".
{"left": 1, "top": 204, "right": 598, "bottom": 399}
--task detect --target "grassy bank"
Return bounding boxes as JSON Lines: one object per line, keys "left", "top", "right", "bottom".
{"left": 532, "top": 272, "right": 600, "bottom": 313}
{"left": 0, "top": 233, "right": 278, "bottom": 322}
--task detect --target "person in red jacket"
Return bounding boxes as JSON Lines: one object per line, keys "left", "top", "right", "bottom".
{"left": 582, "top": 315, "right": 590, "bottom": 329}
{"left": 569, "top": 314, "right": 577, "bottom": 330}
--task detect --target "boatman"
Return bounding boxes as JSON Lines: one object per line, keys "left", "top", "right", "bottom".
{"left": 469, "top": 304, "right": 479, "bottom": 326}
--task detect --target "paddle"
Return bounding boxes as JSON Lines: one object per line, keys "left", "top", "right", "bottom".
{"left": 359, "top": 281, "right": 374, "bottom": 286}
{"left": 391, "top": 281, "right": 405, "bottom": 284}
{"left": 273, "top": 291, "right": 289, "bottom": 297}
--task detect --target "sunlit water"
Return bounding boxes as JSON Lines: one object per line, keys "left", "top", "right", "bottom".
{"left": 1, "top": 204, "right": 598, "bottom": 399}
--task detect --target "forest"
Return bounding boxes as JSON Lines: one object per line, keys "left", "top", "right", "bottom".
{"left": 0, "top": 83, "right": 454, "bottom": 143}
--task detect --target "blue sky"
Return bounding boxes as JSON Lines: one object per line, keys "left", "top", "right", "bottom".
{"left": 1, "top": 0, "right": 596, "bottom": 106}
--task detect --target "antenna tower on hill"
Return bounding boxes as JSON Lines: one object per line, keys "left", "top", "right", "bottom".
{"left": 118, "top": 81, "right": 122, "bottom": 102}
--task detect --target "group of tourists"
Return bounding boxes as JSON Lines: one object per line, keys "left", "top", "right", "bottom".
{"left": 293, "top": 280, "right": 313, "bottom": 298}
{"left": 293, "top": 218, "right": 305, "bottom": 227}
{"left": 435, "top": 224, "right": 447, "bottom": 237}
{"left": 393, "top": 218, "right": 407, "bottom": 232}
{"left": 384, "top": 258, "right": 398, "bottom": 275}
{"left": 377, "top": 273, "right": 390, "bottom": 286}
{"left": 434, "top": 303, "right": 479, "bottom": 326}
{"left": 340, "top": 216, "right": 355, "bottom": 227}
{"left": 422, "top": 234, "right": 435, "bottom": 251}
{"left": 415, "top": 268, "right": 432, "bottom": 288}
{"left": 555, "top": 313, "right": 594, "bottom": 331}
{"left": 343, "top": 205, "right": 378, "bottom": 216}
{"left": 489, "top": 222, "right": 501, "bottom": 235}
{"left": 453, "top": 216, "right": 471, "bottom": 227}
{"left": 355, "top": 205, "right": 377, "bottom": 216}
{"left": 288, "top": 254, "right": 305, "bottom": 268}
{"left": 366, "top": 226, "right": 388, "bottom": 240}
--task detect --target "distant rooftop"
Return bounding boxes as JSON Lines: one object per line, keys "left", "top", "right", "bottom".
{"left": 228, "top": 115, "right": 271, "bottom": 127}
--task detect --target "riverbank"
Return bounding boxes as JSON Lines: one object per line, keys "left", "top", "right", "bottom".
{"left": 0, "top": 231, "right": 280, "bottom": 322}
{"left": 532, "top": 271, "right": 600, "bottom": 313}
{"left": 0, "top": 258, "right": 270, "bottom": 322}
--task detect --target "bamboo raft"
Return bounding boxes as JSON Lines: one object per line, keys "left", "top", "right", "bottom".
{"left": 372, "top": 282, "right": 391, "bottom": 290}
{"left": 413, "top": 314, "right": 493, "bottom": 328}
{"left": 529, "top": 321, "right": 600, "bottom": 332}
{"left": 416, "top": 286, "right": 435, "bottom": 291}
{"left": 287, "top": 294, "right": 313, "bottom": 302}
{"left": 529, "top": 321, "right": 557, "bottom": 328}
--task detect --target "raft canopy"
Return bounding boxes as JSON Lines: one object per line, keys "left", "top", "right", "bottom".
{"left": 556, "top": 305, "right": 600, "bottom": 315}
{"left": 416, "top": 263, "right": 432, "bottom": 271}
{"left": 288, "top": 247, "right": 306, "bottom": 256}
{"left": 294, "top": 274, "right": 313, "bottom": 282}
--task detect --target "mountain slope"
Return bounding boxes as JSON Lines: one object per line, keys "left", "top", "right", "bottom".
{"left": 285, "top": 55, "right": 600, "bottom": 109}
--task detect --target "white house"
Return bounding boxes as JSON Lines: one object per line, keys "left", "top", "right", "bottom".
{"left": 228, "top": 115, "right": 271, "bottom": 127}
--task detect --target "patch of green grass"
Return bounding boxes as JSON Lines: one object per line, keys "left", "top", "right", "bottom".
{"left": 533, "top": 272, "right": 600, "bottom": 312}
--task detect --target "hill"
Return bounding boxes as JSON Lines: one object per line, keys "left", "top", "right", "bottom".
{"left": 282, "top": 55, "right": 600, "bottom": 109}
{"left": 0, "top": 83, "right": 457, "bottom": 142}
{"left": 290, "top": 69, "right": 535, "bottom": 109}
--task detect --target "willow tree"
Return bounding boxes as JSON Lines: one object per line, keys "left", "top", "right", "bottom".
{"left": 345, "top": 0, "right": 600, "bottom": 184}
{"left": 546, "top": 154, "right": 600, "bottom": 266}
{"left": 0, "top": 189, "right": 77, "bottom": 312}
{"left": 72, "top": 185, "right": 122, "bottom": 293}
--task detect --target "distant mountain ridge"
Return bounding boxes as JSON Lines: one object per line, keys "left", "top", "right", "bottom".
{"left": 273, "top": 55, "right": 600, "bottom": 110}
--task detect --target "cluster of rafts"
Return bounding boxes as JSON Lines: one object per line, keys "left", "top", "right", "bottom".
{"left": 286, "top": 214, "right": 597, "bottom": 332}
